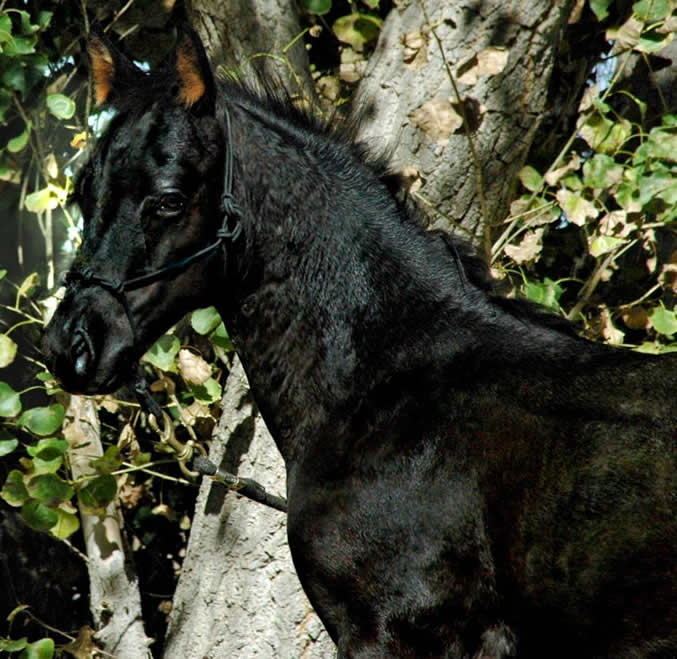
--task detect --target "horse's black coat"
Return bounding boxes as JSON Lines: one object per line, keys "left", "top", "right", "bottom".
{"left": 43, "top": 24, "right": 677, "bottom": 658}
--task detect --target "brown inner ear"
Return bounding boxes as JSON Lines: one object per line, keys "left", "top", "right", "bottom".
{"left": 88, "top": 37, "right": 115, "bottom": 107}
{"left": 176, "top": 47, "right": 206, "bottom": 107}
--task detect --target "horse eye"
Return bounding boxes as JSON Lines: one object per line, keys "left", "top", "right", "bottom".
{"left": 156, "top": 192, "right": 187, "bottom": 218}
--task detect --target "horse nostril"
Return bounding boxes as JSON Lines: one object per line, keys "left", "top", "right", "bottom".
{"left": 71, "top": 327, "right": 95, "bottom": 378}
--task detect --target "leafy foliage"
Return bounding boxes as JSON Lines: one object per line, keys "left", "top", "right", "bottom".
{"left": 499, "top": 1, "right": 677, "bottom": 352}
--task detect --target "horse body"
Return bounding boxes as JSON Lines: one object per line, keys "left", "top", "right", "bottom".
{"left": 42, "top": 25, "right": 677, "bottom": 658}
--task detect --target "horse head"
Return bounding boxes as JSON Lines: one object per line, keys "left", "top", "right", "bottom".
{"left": 42, "top": 26, "right": 227, "bottom": 394}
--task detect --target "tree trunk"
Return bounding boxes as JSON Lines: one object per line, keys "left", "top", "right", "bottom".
{"left": 357, "top": 0, "right": 575, "bottom": 252}
{"left": 167, "top": 1, "right": 575, "bottom": 656}
{"left": 166, "top": 3, "right": 334, "bottom": 657}
{"left": 165, "top": 357, "right": 331, "bottom": 657}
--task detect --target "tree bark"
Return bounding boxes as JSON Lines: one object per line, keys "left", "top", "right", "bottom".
{"left": 356, "top": 0, "right": 575, "bottom": 251}
{"left": 165, "top": 357, "right": 332, "bottom": 658}
{"left": 64, "top": 396, "right": 152, "bottom": 657}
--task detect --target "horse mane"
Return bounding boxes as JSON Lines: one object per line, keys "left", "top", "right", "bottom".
{"left": 79, "top": 61, "right": 579, "bottom": 341}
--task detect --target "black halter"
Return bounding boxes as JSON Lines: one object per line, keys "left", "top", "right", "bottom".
{"left": 63, "top": 106, "right": 241, "bottom": 343}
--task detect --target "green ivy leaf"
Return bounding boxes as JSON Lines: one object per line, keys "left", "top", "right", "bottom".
{"left": 78, "top": 474, "right": 117, "bottom": 514}
{"left": 1, "top": 469, "right": 29, "bottom": 506}
{"left": 302, "top": 0, "right": 332, "bottom": 14}
{"left": 90, "top": 445, "right": 122, "bottom": 475}
{"left": 7, "top": 123, "right": 31, "bottom": 153}
{"left": 188, "top": 377, "right": 222, "bottom": 405}
{"left": 0, "top": 333, "right": 17, "bottom": 367}
{"left": 0, "top": 637, "right": 28, "bottom": 652}
{"left": 518, "top": 165, "right": 543, "bottom": 192}
{"left": 522, "top": 277, "right": 564, "bottom": 312}
{"left": 333, "top": 13, "right": 382, "bottom": 51}
{"left": 590, "top": 0, "right": 612, "bottom": 20}
{"left": 191, "top": 307, "right": 221, "bottom": 335}
{"left": 38, "top": 11, "right": 53, "bottom": 30}
{"left": 20, "top": 637, "right": 55, "bottom": 659}
{"left": 649, "top": 306, "right": 677, "bottom": 337}
{"left": 556, "top": 189, "right": 598, "bottom": 226}
{"left": 633, "top": 0, "right": 670, "bottom": 22}
{"left": 0, "top": 437, "right": 18, "bottom": 457}
{"left": 21, "top": 499, "right": 58, "bottom": 531}
{"left": 211, "top": 322, "right": 234, "bottom": 351}
{"left": 46, "top": 93, "right": 75, "bottom": 120}
{"left": 0, "top": 381, "right": 21, "bottom": 417}
{"left": 589, "top": 235, "right": 627, "bottom": 257}
{"left": 143, "top": 334, "right": 180, "bottom": 371}
{"left": 27, "top": 473, "right": 73, "bottom": 506}
{"left": 50, "top": 506, "right": 79, "bottom": 539}
{"left": 579, "top": 113, "right": 632, "bottom": 155}
{"left": 17, "top": 10, "right": 39, "bottom": 36}
{"left": 582, "top": 154, "right": 624, "bottom": 189}
{"left": 20, "top": 403, "right": 64, "bottom": 436}
{"left": 26, "top": 437, "right": 68, "bottom": 462}
{"left": 2, "top": 61, "right": 26, "bottom": 95}
{"left": 0, "top": 14, "right": 11, "bottom": 43}
{"left": 4, "top": 34, "right": 37, "bottom": 56}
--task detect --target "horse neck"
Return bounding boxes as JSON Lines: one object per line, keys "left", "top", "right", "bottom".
{"left": 213, "top": 96, "right": 593, "bottom": 466}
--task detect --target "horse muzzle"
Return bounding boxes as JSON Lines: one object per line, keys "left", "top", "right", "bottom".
{"left": 41, "top": 289, "right": 135, "bottom": 394}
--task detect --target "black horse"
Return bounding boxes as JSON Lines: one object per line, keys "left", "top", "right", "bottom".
{"left": 42, "top": 24, "right": 677, "bottom": 659}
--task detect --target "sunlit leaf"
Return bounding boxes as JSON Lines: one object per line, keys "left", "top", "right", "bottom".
{"left": 143, "top": 334, "right": 180, "bottom": 371}
{"left": 1, "top": 469, "right": 29, "bottom": 507}
{"left": 589, "top": 235, "right": 627, "bottom": 257}
{"left": 0, "top": 14, "right": 12, "bottom": 43}
{"left": 0, "top": 381, "right": 21, "bottom": 417}
{"left": 518, "top": 165, "right": 543, "bottom": 192}
{"left": 210, "top": 322, "right": 233, "bottom": 351}
{"left": 522, "top": 278, "right": 564, "bottom": 312}
{"left": 26, "top": 437, "right": 68, "bottom": 461}
{"left": 7, "top": 123, "right": 30, "bottom": 153}
{"left": 46, "top": 93, "right": 75, "bottom": 120}
{"left": 590, "top": 0, "right": 612, "bottom": 20}
{"left": 4, "top": 34, "right": 37, "bottom": 56}
{"left": 188, "top": 377, "right": 222, "bottom": 404}
{"left": 0, "top": 437, "right": 18, "bottom": 457}
{"left": 50, "top": 507, "right": 80, "bottom": 539}
{"left": 0, "top": 334, "right": 17, "bottom": 367}
{"left": 0, "top": 637, "right": 27, "bottom": 652}
{"left": 191, "top": 306, "right": 221, "bottom": 335}
{"left": 556, "top": 189, "right": 598, "bottom": 226}
{"left": 19, "top": 403, "right": 65, "bottom": 436}
{"left": 333, "top": 13, "right": 382, "bottom": 51}
{"left": 582, "top": 154, "right": 624, "bottom": 189}
{"left": 25, "top": 188, "right": 58, "bottom": 213}
{"left": 23, "top": 631, "right": 56, "bottom": 656}
{"left": 633, "top": 0, "right": 670, "bottom": 22}
{"left": 38, "top": 11, "right": 53, "bottom": 30}
{"left": 649, "top": 305, "right": 677, "bottom": 337}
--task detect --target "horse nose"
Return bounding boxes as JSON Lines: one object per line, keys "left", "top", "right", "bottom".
{"left": 70, "top": 319, "right": 95, "bottom": 379}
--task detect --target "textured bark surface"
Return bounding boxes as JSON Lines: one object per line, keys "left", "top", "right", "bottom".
{"left": 165, "top": 358, "right": 332, "bottom": 658}
{"left": 189, "top": 0, "right": 313, "bottom": 94}
{"left": 356, "top": 0, "right": 574, "bottom": 249}
{"left": 64, "top": 396, "right": 152, "bottom": 657}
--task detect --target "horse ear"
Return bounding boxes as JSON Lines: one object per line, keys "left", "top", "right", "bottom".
{"left": 174, "top": 24, "right": 215, "bottom": 113}
{"left": 87, "top": 28, "right": 144, "bottom": 107}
